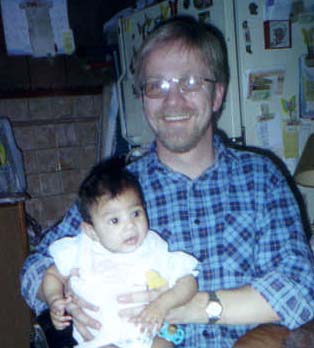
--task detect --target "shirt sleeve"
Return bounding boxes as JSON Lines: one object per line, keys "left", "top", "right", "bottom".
{"left": 20, "top": 203, "right": 83, "bottom": 315}
{"left": 150, "top": 232, "right": 199, "bottom": 287}
{"left": 251, "top": 168, "right": 314, "bottom": 329}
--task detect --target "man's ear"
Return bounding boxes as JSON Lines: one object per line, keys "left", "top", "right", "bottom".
{"left": 81, "top": 221, "right": 99, "bottom": 242}
{"left": 212, "top": 82, "right": 226, "bottom": 113}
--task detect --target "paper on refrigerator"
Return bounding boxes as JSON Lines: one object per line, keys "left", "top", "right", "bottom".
{"left": 0, "top": 0, "right": 75, "bottom": 57}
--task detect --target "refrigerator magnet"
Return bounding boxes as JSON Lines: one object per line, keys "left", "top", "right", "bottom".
{"left": 264, "top": 20, "right": 291, "bottom": 49}
{"left": 242, "top": 21, "right": 252, "bottom": 54}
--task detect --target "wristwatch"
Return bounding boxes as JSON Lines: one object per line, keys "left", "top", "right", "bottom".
{"left": 205, "top": 291, "right": 223, "bottom": 324}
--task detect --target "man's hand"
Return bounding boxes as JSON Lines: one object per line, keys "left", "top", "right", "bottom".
{"left": 117, "top": 285, "right": 168, "bottom": 319}
{"left": 65, "top": 283, "right": 101, "bottom": 341}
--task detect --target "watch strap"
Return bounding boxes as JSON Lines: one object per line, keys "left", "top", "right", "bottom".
{"left": 208, "top": 291, "right": 220, "bottom": 303}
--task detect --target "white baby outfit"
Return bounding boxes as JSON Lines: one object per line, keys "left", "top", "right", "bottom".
{"left": 49, "top": 230, "right": 198, "bottom": 348}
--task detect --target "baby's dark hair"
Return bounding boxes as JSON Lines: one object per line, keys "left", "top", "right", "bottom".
{"left": 78, "top": 158, "right": 144, "bottom": 224}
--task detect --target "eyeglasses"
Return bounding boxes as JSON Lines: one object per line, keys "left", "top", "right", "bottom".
{"left": 141, "top": 75, "right": 216, "bottom": 99}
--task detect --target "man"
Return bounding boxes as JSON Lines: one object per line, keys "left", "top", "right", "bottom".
{"left": 21, "top": 17, "right": 314, "bottom": 348}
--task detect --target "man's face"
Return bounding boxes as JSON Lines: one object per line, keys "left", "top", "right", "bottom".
{"left": 141, "top": 42, "right": 225, "bottom": 153}
{"left": 88, "top": 188, "right": 148, "bottom": 253}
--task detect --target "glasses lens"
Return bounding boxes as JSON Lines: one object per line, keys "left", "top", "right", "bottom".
{"left": 180, "top": 76, "right": 203, "bottom": 92}
{"left": 143, "top": 79, "right": 169, "bottom": 98}
{"left": 142, "top": 76, "right": 213, "bottom": 98}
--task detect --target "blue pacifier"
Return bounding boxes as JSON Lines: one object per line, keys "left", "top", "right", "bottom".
{"left": 158, "top": 322, "right": 185, "bottom": 345}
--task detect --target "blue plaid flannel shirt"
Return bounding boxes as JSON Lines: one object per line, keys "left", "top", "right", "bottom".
{"left": 21, "top": 135, "right": 314, "bottom": 348}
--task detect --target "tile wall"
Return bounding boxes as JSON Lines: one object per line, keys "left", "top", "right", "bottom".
{"left": 0, "top": 94, "right": 103, "bottom": 230}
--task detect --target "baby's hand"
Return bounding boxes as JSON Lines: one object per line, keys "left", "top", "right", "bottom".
{"left": 50, "top": 297, "right": 72, "bottom": 330}
{"left": 130, "top": 300, "right": 167, "bottom": 335}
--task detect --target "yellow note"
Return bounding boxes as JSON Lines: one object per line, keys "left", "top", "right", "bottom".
{"left": 282, "top": 122, "right": 299, "bottom": 158}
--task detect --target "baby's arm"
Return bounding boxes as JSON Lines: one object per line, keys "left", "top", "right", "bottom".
{"left": 42, "top": 265, "right": 72, "bottom": 330}
{"left": 133, "top": 274, "right": 197, "bottom": 332}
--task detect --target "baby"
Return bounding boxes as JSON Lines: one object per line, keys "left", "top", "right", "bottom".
{"left": 42, "top": 159, "right": 198, "bottom": 348}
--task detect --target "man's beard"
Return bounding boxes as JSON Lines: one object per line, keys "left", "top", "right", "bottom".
{"left": 152, "top": 115, "right": 212, "bottom": 153}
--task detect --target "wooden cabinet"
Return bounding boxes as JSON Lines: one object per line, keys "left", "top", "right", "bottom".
{"left": 0, "top": 199, "right": 32, "bottom": 347}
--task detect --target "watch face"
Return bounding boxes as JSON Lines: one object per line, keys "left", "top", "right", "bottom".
{"left": 207, "top": 301, "right": 222, "bottom": 317}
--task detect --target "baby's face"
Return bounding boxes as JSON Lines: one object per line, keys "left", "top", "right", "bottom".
{"left": 90, "top": 188, "right": 148, "bottom": 253}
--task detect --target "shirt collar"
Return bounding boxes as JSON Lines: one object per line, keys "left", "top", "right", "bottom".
{"left": 147, "top": 134, "right": 238, "bottom": 181}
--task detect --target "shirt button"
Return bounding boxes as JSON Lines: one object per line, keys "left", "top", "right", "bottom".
{"left": 194, "top": 218, "right": 200, "bottom": 225}
{"left": 202, "top": 330, "right": 210, "bottom": 338}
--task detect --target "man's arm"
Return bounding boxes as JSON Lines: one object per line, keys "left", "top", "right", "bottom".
{"left": 172, "top": 169, "right": 314, "bottom": 327}
{"left": 249, "top": 170, "right": 314, "bottom": 329}
{"left": 20, "top": 203, "right": 82, "bottom": 314}
{"left": 118, "top": 284, "right": 279, "bottom": 326}
{"left": 166, "top": 286, "right": 279, "bottom": 325}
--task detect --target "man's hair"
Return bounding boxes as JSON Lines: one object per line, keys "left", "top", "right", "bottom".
{"left": 134, "top": 16, "right": 229, "bottom": 96}
{"left": 78, "top": 158, "right": 144, "bottom": 224}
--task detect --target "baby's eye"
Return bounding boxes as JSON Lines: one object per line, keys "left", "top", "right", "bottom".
{"left": 109, "top": 217, "right": 119, "bottom": 224}
{"left": 131, "top": 210, "right": 141, "bottom": 218}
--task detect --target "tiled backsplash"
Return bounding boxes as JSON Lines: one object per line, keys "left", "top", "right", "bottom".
{"left": 0, "top": 94, "right": 103, "bottom": 230}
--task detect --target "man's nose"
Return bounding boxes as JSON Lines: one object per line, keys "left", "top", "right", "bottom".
{"left": 163, "top": 82, "right": 185, "bottom": 104}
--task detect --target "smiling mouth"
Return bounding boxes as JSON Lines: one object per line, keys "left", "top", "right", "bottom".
{"left": 163, "top": 114, "right": 191, "bottom": 122}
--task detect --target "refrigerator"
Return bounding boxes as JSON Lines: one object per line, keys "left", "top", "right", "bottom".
{"left": 117, "top": 0, "right": 314, "bottom": 219}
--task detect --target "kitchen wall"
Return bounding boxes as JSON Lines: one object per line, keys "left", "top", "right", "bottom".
{"left": 0, "top": 93, "right": 103, "bottom": 230}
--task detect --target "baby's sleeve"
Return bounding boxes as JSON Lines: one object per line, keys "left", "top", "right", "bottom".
{"left": 161, "top": 250, "right": 199, "bottom": 287}
{"left": 48, "top": 237, "right": 78, "bottom": 277}
{"left": 148, "top": 231, "right": 199, "bottom": 287}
